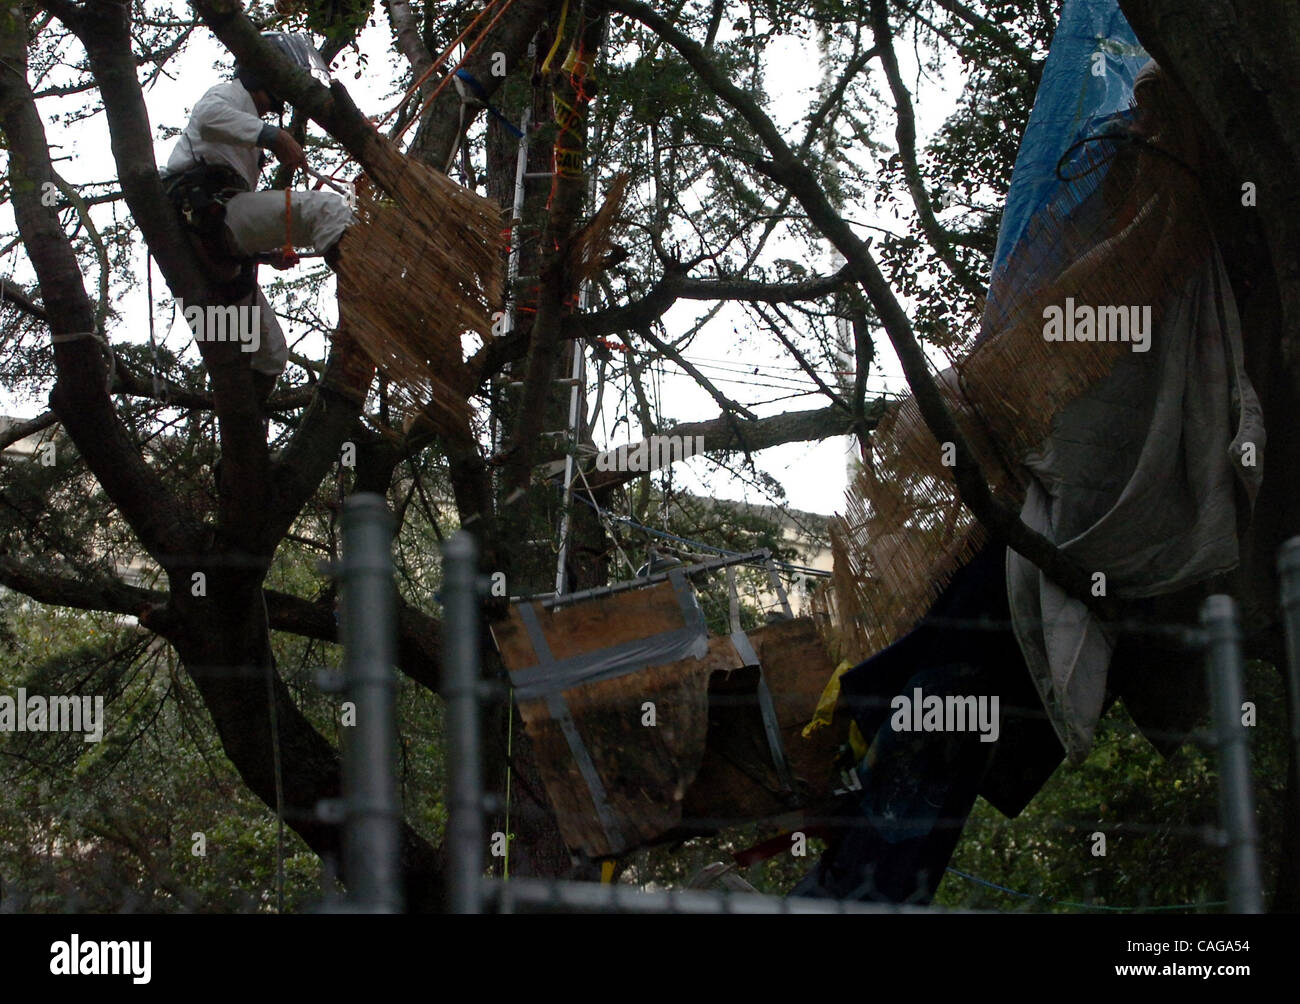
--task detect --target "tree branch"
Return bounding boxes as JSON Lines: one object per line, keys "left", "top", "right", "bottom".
{"left": 611, "top": 0, "right": 1117, "bottom": 617}
{"left": 468, "top": 260, "right": 861, "bottom": 386}
{"left": 383, "top": 0, "right": 435, "bottom": 93}
{"left": 0, "top": 410, "right": 57, "bottom": 451}
{"left": 0, "top": 10, "right": 204, "bottom": 569}
{"left": 0, "top": 554, "right": 162, "bottom": 622}
{"left": 574, "top": 402, "right": 871, "bottom": 491}
{"left": 929, "top": 0, "right": 1039, "bottom": 73}
{"left": 0, "top": 274, "right": 48, "bottom": 321}
{"left": 870, "top": 0, "right": 985, "bottom": 299}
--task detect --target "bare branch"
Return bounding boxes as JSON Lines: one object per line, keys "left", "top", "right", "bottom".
{"left": 0, "top": 10, "right": 204, "bottom": 567}
{"left": 870, "top": 0, "right": 985, "bottom": 299}
{"left": 0, "top": 411, "right": 57, "bottom": 451}
{"left": 575, "top": 403, "right": 870, "bottom": 491}
{"left": 610, "top": 0, "right": 1116, "bottom": 617}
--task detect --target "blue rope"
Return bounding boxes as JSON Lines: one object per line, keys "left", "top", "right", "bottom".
{"left": 943, "top": 867, "right": 1228, "bottom": 913}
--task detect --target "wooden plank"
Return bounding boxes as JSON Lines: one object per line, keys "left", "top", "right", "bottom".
{"left": 490, "top": 580, "right": 688, "bottom": 672}
{"left": 490, "top": 583, "right": 846, "bottom": 855}
{"left": 684, "top": 619, "right": 844, "bottom": 827}
{"left": 516, "top": 635, "right": 735, "bottom": 857}
{"left": 752, "top": 618, "right": 838, "bottom": 729}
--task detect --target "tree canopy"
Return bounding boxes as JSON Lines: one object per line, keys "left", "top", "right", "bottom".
{"left": 1, "top": 0, "right": 1297, "bottom": 911}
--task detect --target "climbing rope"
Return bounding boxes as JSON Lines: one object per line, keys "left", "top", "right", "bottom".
{"left": 395, "top": 0, "right": 518, "bottom": 145}
{"left": 377, "top": 0, "right": 508, "bottom": 134}
{"left": 539, "top": 0, "right": 569, "bottom": 76}
{"left": 544, "top": 16, "right": 596, "bottom": 210}
{"left": 281, "top": 181, "right": 300, "bottom": 267}
{"left": 503, "top": 691, "right": 513, "bottom": 881}
{"left": 259, "top": 590, "right": 287, "bottom": 914}
{"left": 145, "top": 251, "right": 167, "bottom": 404}
{"left": 313, "top": 0, "right": 518, "bottom": 192}
{"left": 49, "top": 329, "right": 114, "bottom": 395}
{"left": 943, "top": 867, "right": 1228, "bottom": 913}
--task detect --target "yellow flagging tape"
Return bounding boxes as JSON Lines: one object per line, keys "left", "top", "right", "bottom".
{"left": 803, "top": 660, "right": 868, "bottom": 760}
{"left": 540, "top": 0, "right": 570, "bottom": 75}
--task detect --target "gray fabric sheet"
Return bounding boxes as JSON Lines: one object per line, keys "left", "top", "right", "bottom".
{"left": 1008, "top": 249, "right": 1265, "bottom": 761}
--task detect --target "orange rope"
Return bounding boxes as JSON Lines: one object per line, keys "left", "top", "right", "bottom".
{"left": 375, "top": 0, "right": 503, "bottom": 131}
{"left": 281, "top": 180, "right": 300, "bottom": 266}
{"left": 546, "top": 38, "right": 595, "bottom": 209}
{"left": 396, "top": 0, "right": 518, "bottom": 143}
{"left": 315, "top": 0, "right": 515, "bottom": 190}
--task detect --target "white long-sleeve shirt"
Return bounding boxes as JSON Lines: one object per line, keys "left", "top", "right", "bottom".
{"left": 164, "top": 80, "right": 277, "bottom": 189}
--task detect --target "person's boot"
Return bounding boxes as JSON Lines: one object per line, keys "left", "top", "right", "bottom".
{"left": 323, "top": 238, "right": 343, "bottom": 271}
{"left": 252, "top": 369, "right": 278, "bottom": 414}
{"left": 252, "top": 369, "right": 280, "bottom": 460}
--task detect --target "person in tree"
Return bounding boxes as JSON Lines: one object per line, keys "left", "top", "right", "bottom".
{"left": 161, "top": 31, "right": 356, "bottom": 403}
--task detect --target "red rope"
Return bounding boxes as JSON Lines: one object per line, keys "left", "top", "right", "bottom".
{"left": 281, "top": 177, "right": 300, "bottom": 266}
{"left": 376, "top": 0, "right": 504, "bottom": 131}
{"left": 314, "top": 0, "right": 515, "bottom": 190}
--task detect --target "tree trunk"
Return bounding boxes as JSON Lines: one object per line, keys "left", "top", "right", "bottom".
{"left": 1119, "top": 0, "right": 1300, "bottom": 911}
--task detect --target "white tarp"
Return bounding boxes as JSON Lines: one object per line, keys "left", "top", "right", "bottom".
{"left": 1008, "top": 249, "right": 1265, "bottom": 761}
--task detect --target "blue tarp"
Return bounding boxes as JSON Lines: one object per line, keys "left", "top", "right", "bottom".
{"left": 989, "top": 0, "right": 1149, "bottom": 279}
{"left": 794, "top": 0, "right": 1157, "bottom": 906}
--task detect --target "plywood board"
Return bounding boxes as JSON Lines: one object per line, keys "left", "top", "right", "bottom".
{"left": 684, "top": 619, "right": 844, "bottom": 826}
{"left": 491, "top": 580, "right": 689, "bottom": 673}
{"left": 489, "top": 582, "right": 846, "bottom": 856}
{"left": 518, "top": 635, "right": 736, "bottom": 857}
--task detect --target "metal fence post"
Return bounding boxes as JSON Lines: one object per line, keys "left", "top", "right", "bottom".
{"left": 1276, "top": 538, "right": 1300, "bottom": 901}
{"left": 444, "top": 531, "right": 483, "bottom": 914}
{"left": 1201, "top": 593, "right": 1264, "bottom": 913}
{"left": 340, "top": 493, "right": 402, "bottom": 913}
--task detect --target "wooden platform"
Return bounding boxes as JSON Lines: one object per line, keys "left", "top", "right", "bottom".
{"left": 490, "top": 579, "right": 846, "bottom": 857}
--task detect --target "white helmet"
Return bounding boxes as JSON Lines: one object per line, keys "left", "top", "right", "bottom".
{"left": 234, "top": 32, "right": 331, "bottom": 113}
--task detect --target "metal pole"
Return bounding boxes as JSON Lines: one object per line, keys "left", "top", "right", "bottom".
{"left": 444, "top": 531, "right": 484, "bottom": 914}
{"left": 1275, "top": 537, "right": 1300, "bottom": 897}
{"left": 504, "top": 107, "right": 531, "bottom": 344}
{"left": 1201, "top": 594, "right": 1264, "bottom": 913}
{"left": 554, "top": 338, "right": 584, "bottom": 596}
{"left": 493, "top": 106, "right": 532, "bottom": 460}
{"left": 340, "top": 493, "right": 402, "bottom": 913}
{"left": 554, "top": 87, "right": 604, "bottom": 598}
{"left": 485, "top": 877, "right": 952, "bottom": 914}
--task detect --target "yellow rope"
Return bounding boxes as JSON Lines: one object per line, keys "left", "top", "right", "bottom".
{"left": 540, "top": 0, "right": 569, "bottom": 75}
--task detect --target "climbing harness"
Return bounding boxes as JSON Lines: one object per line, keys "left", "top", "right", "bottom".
{"left": 161, "top": 161, "right": 248, "bottom": 239}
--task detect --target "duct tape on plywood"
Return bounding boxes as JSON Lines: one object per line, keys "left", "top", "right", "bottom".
{"left": 491, "top": 581, "right": 846, "bottom": 855}
{"left": 684, "top": 617, "right": 846, "bottom": 825}
{"left": 333, "top": 136, "right": 503, "bottom": 423}
{"left": 491, "top": 578, "right": 716, "bottom": 858}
